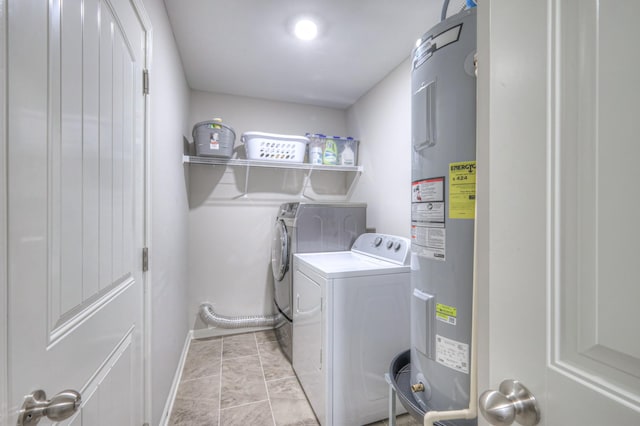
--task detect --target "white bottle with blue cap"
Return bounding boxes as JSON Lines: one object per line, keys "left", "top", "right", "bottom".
{"left": 340, "top": 138, "right": 355, "bottom": 166}
{"left": 307, "top": 133, "right": 324, "bottom": 164}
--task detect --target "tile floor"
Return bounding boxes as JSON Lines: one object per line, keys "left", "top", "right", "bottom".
{"left": 168, "top": 330, "right": 422, "bottom": 426}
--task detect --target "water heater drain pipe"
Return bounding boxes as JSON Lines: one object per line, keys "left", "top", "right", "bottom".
{"left": 422, "top": 202, "right": 479, "bottom": 426}
{"left": 199, "top": 302, "right": 281, "bottom": 329}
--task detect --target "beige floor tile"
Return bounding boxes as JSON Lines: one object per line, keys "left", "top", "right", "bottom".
{"left": 267, "top": 377, "right": 318, "bottom": 426}
{"left": 188, "top": 337, "right": 222, "bottom": 359}
{"left": 220, "top": 354, "right": 268, "bottom": 409}
{"left": 220, "top": 400, "right": 274, "bottom": 426}
{"left": 223, "top": 332, "right": 258, "bottom": 359}
{"left": 168, "top": 397, "right": 218, "bottom": 426}
{"left": 258, "top": 340, "right": 295, "bottom": 381}
{"left": 182, "top": 339, "right": 222, "bottom": 381}
{"left": 176, "top": 374, "right": 220, "bottom": 402}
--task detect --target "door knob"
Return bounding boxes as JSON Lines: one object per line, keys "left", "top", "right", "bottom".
{"left": 17, "top": 389, "right": 81, "bottom": 425}
{"left": 479, "top": 379, "right": 540, "bottom": 426}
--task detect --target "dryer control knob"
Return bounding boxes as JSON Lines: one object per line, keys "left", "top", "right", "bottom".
{"left": 374, "top": 237, "right": 383, "bottom": 247}
{"left": 394, "top": 242, "right": 402, "bottom": 251}
{"left": 386, "top": 240, "right": 394, "bottom": 249}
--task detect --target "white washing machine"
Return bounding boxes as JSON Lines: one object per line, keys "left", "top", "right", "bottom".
{"left": 292, "top": 233, "right": 411, "bottom": 426}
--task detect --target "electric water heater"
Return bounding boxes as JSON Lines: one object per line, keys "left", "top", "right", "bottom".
{"left": 410, "top": 7, "right": 477, "bottom": 426}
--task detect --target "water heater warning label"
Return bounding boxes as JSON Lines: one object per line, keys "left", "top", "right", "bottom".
{"left": 412, "top": 202, "right": 444, "bottom": 223}
{"left": 412, "top": 177, "right": 444, "bottom": 203}
{"left": 412, "top": 177, "right": 446, "bottom": 261}
{"left": 436, "top": 334, "right": 469, "bottom": 374}
{"left": 411, "top": 224, "right": 446, "bottom": 261}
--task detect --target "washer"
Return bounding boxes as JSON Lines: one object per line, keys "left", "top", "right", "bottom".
{"left": 292, "top": 233, "right": 411, "bottom": 426}
{"left": 271, "top": 202, "right": 366, "bottom": 362}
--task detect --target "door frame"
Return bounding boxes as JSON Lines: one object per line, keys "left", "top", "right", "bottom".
{"left": 130, "top": 0, "right": 153, "bottom": 422}
{"left": 1, "top": 0, "right": 8, "bottom": 423}
{"left": 0, "top": 0, "right": 152, "bottom": 423}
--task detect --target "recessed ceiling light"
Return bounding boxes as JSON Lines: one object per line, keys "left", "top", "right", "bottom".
{"left": 294, "top": 19, "right": 318, "bottom": 41}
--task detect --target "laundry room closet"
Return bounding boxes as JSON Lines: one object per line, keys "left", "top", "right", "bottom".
{"left": 180, "top": 55, "right": 414, "bottom": 426}
{"left": 181, "top": 67, "right": 413, "bottom": 425}
{"left": 152, "top": 2, "right": 415, "bottom": 422}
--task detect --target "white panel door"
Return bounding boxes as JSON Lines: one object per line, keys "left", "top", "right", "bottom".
{"left": 7, "top": 0, "right": 147, "bottom": 424}
{"left": 481, "top": 0, "right": 640, "bottom": 424}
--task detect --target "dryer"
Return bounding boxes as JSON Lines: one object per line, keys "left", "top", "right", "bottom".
{"left": 292, "top": 233, "right": 411, "bottom": 426}
{"left": 271, "top": 202, "right": 366, "bottom": 362}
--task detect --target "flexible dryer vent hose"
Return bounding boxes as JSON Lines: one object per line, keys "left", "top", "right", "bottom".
{"left": 199, "top": 302, "right": 281, "bottom": 329}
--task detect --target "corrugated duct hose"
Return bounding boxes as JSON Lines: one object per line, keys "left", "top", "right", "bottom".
{"left": 199, "top": 302, "right": 282, "bottom": 328}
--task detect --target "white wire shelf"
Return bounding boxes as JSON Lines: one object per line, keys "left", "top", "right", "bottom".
{"left": 182, "top": 155, "right": 363, "bottom": 173}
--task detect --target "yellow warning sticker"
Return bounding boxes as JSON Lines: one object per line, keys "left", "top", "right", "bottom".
{"left": 449, "top": 161, "right": 476, "bottom": 219}
{"left": 436, "top": 303, "right": 457, "bottom": 317}
{"left": 436, "top": 303, "right": 457, "bottom": 325}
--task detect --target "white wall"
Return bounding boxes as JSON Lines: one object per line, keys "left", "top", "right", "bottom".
{"left": 141, "top": 0, "right": 190, "bottom": 424}
{"left": 187, "top": 91, "right": 349, "bottom": 333}
{"left": 347, "top": 59, "right": 412, "bottom": 237}
{"left": 0, "top": 0, "right": 7, "bottom": 422}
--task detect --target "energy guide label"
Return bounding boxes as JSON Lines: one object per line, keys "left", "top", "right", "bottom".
{"left": 449, "top": 161, "right": 476, "bottom": 219}
{"left": 436, "top": 334, "right": 469, "bottom": 374}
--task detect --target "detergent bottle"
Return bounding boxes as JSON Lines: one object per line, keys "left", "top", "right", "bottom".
{"left": 323, "top": 138, "right": 338, "bottom": 165}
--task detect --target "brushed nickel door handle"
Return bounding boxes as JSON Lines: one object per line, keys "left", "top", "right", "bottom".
{"left": 17, "top": 389, "right": 81, "bottom": 425}
{"left": 479, "top": 379, "right": 540, "bottom": 426}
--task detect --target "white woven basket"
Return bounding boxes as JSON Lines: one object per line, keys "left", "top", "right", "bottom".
{"left": 242, "top": 132, "right": 309, "bottom": 163}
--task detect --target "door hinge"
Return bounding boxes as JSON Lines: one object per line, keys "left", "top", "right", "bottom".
{"left": 143, "top": 69, "right": 149, "bottom": 95}
{"left": 142, "top": 247, "right": 149, "bottom": 272}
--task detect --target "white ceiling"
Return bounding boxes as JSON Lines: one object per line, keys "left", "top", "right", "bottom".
{"left": 164, "top": 1, "right": 457, "bottom": 109}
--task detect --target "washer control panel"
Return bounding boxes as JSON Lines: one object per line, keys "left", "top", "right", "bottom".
{"left": 351, "top": 233, "right": 411, "bottom": 265}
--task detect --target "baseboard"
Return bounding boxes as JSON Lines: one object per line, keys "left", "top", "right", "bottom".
{"left": 158, "top": 330, "right": 193, "bottom": 426}
{"left": 192, "top": 325, "right": 272, "bottom": 340}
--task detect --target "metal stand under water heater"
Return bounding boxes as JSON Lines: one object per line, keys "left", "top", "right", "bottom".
{"left": 410, "top": 7, "right": 477, "bottom": 426}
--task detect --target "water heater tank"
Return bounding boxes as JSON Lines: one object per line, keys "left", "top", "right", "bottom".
{"left": 410, "top": 8, "right": 477, "bottom": 426}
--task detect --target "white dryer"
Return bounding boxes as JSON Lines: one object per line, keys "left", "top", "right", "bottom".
{"left": 293, "top": 233, "right": 411, "bottom": 426}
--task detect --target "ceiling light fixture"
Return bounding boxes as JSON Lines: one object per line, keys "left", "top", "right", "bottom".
{"left": 294, "top": 19, "right": 318, "bottom": 41}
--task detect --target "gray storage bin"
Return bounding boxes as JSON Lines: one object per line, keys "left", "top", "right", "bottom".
{"left": 193, "top": 120, "right": 236, "bottom": 158}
